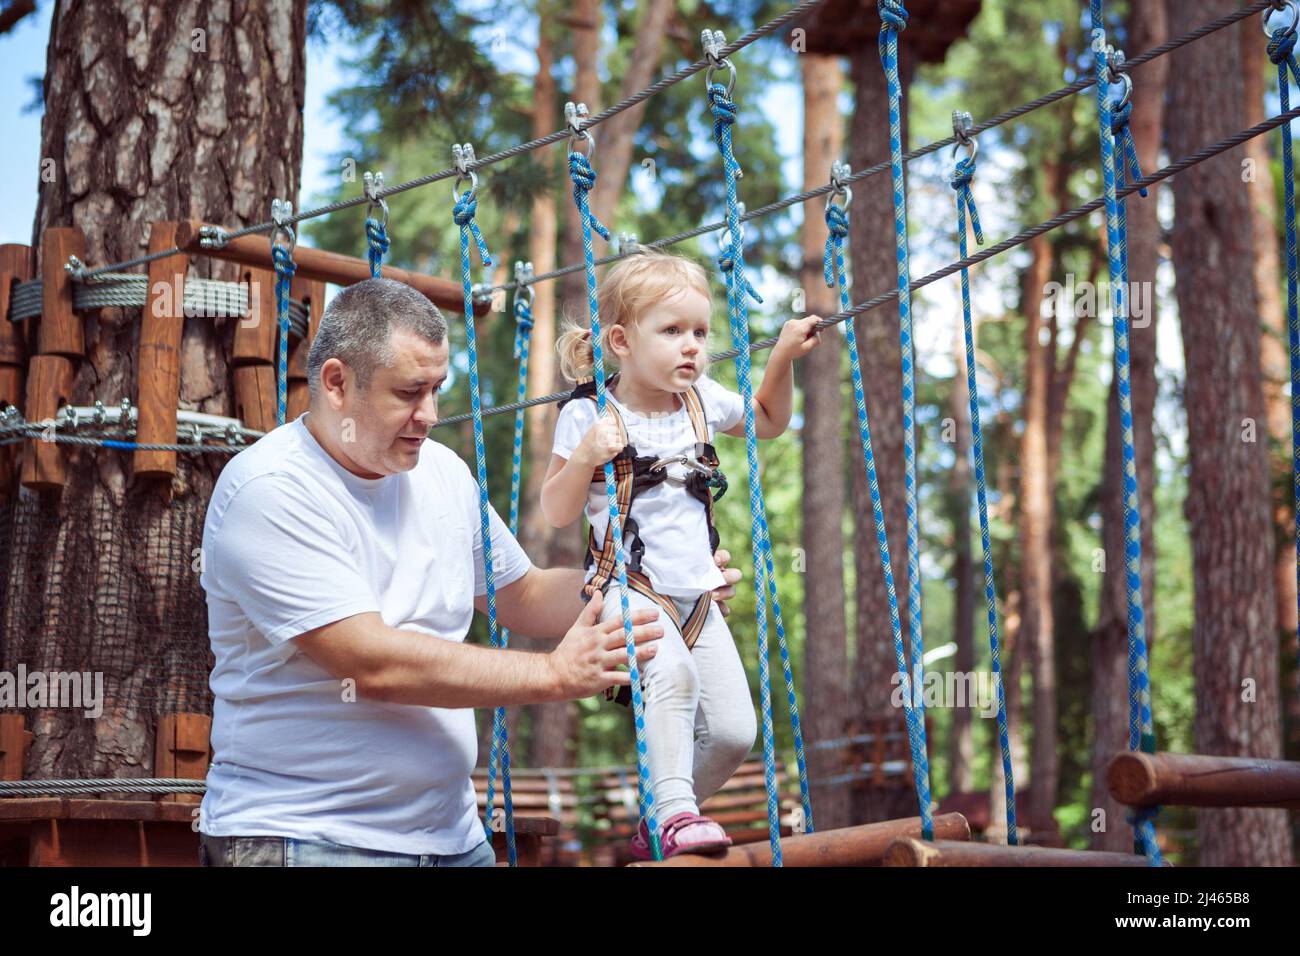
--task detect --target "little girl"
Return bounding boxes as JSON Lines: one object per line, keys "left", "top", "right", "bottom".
{"left": 541, "top": 250, "right": 821, "bottom": 859}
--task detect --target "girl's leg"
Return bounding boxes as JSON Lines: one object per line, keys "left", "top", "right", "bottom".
{"left": 599, "top": 588, "right": 701, "bottom": 821}
{"left": 683, "top": 601, "right": 758, "bottom": 804}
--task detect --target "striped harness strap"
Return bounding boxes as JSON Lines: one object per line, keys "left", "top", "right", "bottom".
{"left": 560, "top": 378, "right": 723, "bottom": 705}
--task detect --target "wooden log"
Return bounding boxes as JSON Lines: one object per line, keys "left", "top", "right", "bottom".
{"left": 153, "top": 713, "right": 211, "bottom": 806}
{"left": 0, "top": 714, "right": 32, "bottom": 781}
{"left": 0, "top": 244, "right": 32, "bottom": 365}
{"left": 20, "top": 353, "right": 74, "bottom": 490}
{"left": 175, "top": 220, "right": 486, "bottom": 315}
{"left": 288, "top": 275, "right": 325, "bottom": 380}
{"left": 38, "top": 227, "right": 86, "bottom": 358}
{"left": 0, "top": 244, "right": 33, "bottom": 496}
{"left": 233, "top": 364, "right": 278, "bottom": 434}
{"left": 629, "top": 813, "right": 972, "bottom": 867}
{"left": 1107, "top": 751, "right": 1300, "bottom": 810}
{"left": 231, "top": 266, "right": 278, "bottom": 365}
{"left": 134, "top": 222, "right": 188, "bottom": 480}
{"left": 883, "top": 838, "right": 1162, "bottom": 867}
{"left": 0, "top": 364, "right": 23, "bottom": 497}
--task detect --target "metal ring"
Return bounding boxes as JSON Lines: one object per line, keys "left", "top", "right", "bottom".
{"left": 363, "top": 171, "right": 390, "bottom": 231}
{"left": 567, "top": 127, "right": 596, "bottom": 161}
{"left": 452, "top": 169, "right": 479, "bottom": 205}
{"left": 950, "top": 136, "right": 979, "bottom": 166}
{"left": 705, "top": 58, "right": 737, "bottom": 97}
{"left": 1264, "top": 0, "right": 1299, "bottom": 37}
{"left": 270, "top": 198, "right": 297, "bottom": 256}
{"left": 1106, "top": 70, "right": 1133, "bottom": 110}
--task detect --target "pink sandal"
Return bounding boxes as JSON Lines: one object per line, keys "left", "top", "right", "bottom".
{"left": 629, "top": 812, "right": 733, "bottom": 861}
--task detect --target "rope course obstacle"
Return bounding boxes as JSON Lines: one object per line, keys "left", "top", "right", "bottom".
{"left": 2, "top": 0, "right": 1299, "bottom": 868}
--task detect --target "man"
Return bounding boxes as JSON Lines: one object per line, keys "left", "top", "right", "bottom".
{"left": 197, "top": 277, "right": 739, "bottom": 867}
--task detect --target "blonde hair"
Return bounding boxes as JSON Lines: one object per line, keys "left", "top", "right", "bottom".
{"left": 557, "top": 250, "right": 712, "bottom": 383}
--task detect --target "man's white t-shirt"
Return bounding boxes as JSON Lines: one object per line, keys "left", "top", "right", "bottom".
{"left": 552, "top": 374, "right": 743, "bottom": 599}
{"left": 198, "top": 412, "right": 532, "bottom": 855}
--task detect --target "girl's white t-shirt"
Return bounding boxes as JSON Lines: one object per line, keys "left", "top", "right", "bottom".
{"left": 552, "top": 374, "right": 744, "bottom": 598}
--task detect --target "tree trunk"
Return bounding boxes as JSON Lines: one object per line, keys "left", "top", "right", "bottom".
{"left": 15, "top": 0, "right": 305, "bottom": 778}
{"left": 521, "top": 0, "right": 591, "bottom": 769}
{"left": 1091, "top": 0, "right": 1165, "bottom": 853}
{"left": 1018, "top": 228, "right": 1058, "bottom": 841}
{"left": 846, "top": 47, "right": 918, "bottom": 826}
{"left": 588, "top": 0, "right": 674, "bottom": 229}
{"left": 1242, "top": 20, "right": 1299, "bottom": 655}
{"left": 798, "top": 51, "right": 850, "bottom": 831}
{"left": 1167, "top": 0, "right": 1292, "bottom": 867}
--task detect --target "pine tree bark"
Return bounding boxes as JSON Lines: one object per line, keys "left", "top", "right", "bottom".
{"left": 19, "top": 0, "right": 305, "bottom": 778}
{"left": 947, "top": 331, "right": 975, "bottom": 794}
{"left": 1091, "top": 0, "right": 1165, "bottom": 853}
{"left": 798, "top": 51, "right": 850, "bottom": 831}
{"left": 846, "top": 48, "right": 918, "bottom": 826}
{"left": 1167, "top": 0, "right": 1292, "bottom": 866}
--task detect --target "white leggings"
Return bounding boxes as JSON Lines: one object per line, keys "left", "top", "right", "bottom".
{"left": 599, "top": 586, "right": 758, "bottom": 821}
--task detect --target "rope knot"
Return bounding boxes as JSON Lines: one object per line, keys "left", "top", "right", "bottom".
{"left": 1125, "top": 804, "right": 1160, "bottom": 829}
{"left": 452, "top": 191, "right": 479, "bottom": 227}
{"left": 1268, "top": 26, "right": 1297, "bottom": 65}
{"left": 949, "top": 156, "right": 976, "bottom": 191}
{"left": 567, "top": 151, "right": 611, "bottom": 241}
{"left": 271, "top": 241, "right": 297, "bottom": 279}
{"left": 824, "top": 203, "right": 850, "bottom": 239}
{"left": 707, "top": 84, "right": 738, "bottom": 127}
{"left": 1109, "top": 100, "right": 1133, "bottom": 137}
{"left": 717, "top": 235, "right": 763, "bottom": 305}
{"left": 878, "top": 0, "right": 908, "bottom": 33}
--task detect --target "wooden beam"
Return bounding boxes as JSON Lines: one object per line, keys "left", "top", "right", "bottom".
{"left": 20, "top": 353, "right": 74, "bottom": 490}
{"left": 883, "top": 839, "right": 1162, "bottom": 868}
{"left": 231, "top": 267, "right": 278, "bottom": 366}
{"left": 38, "top": 227, "right": 86, "bottom": 357}
{"left": 628, "top": 813, "right": 971, "bottom": 867}
{"left": 175, "top": 221, "right": 487, "bottom": 316}
{"left": 153, "top": 713, "right": 210, "bottom": 806}
{"left": 0, "top": 244, "right": 31, "bottom": 496}
{"left": 0, "top": 243, "right": 31, "bottom": 365}
{"left": 232, "top": 364, "right": 278, "bottom": 434}
{"left": 1107, "top": 751, "right": 1300, "bottom": 810}
{"left": 0, "top": 714, "right": 31, "bottom": 780}
{"left": 134, "top": 222, "right": 187, "bottom": 480}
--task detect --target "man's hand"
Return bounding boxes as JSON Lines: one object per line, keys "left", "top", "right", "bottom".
{"left": 545, "top": 589, "right": 663, "bottom": 699}
{"left": 711, "top": 548, "right": 743, "bottom": 617}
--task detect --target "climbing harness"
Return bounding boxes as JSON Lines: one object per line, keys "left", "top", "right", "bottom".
{"left": 559, "top": 375, "right": 727, "bottom": 705}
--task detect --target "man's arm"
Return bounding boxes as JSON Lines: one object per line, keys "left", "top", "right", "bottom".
{"left": 294, "top": 592, "right": 662, "bottom": 709}
{"left": 484, "top": 566, "right": 587, "bottom": 641}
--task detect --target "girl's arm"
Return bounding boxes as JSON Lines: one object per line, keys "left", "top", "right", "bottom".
{"left": 540, "top": 413, "right": 625, "bottom": 527}
{"left": 724, "top": 315, "right": 822, "bottom": 440}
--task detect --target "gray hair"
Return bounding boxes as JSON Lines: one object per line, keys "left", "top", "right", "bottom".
{"left": 306, "top": 278, "right": 447, "bottom": 401}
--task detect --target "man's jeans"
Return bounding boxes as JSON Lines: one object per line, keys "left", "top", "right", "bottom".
{"left": 200, "top": 833, "right": 497, "bottom": 867}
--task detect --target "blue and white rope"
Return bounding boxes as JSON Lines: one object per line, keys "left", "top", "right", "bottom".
{"left": 823, "top": 199, "right": 934, "bottom": 839}
{"left": 1091, "top": 26, "right": 1161, "bottom": 866}
{"left": 272, "top": 242, "right": 296, "bottom": 427}
{"left": 878, "top": 0, "right": 936, "bottom": 838}
{"left": 451, "top": 183, "right": 518, "bottom": 866}
{"left": 568, "top": 147, "right": 663, "bottom": 861}
{"left": 366, "top": 218, "right": 390, "bottom": 278}
{"left": 949, "top": 154, "right": 1018, "bottom": 844}
{"left": 483, "top": 292, "right": 534, "bottom": 864}
{"left": 709, "top": 77, "right": 806, "bottom": 863}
